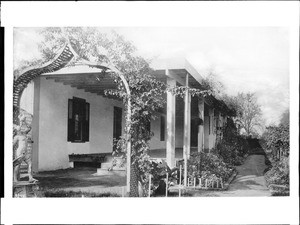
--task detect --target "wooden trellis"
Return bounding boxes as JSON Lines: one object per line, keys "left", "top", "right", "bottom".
{"left": 13, "top": 44, "right": 75, "bottom": 124}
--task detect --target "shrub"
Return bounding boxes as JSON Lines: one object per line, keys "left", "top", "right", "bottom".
{"left": 43, "top": 190, "right": 121, "bottom": 197}
{"left": 261, "top": 123, "right": 289, "bottom": 195}
{"left": 261, "top": 124, "right": 289, "bottom": 162}
{"left": 186, "top": 152, "right": 235, "bottom": 182}
{"left": 215, "top": 119, "right": 250, "bottom": 166}
{"left": 265, "top": 156, "right": 289, "bottom": 187}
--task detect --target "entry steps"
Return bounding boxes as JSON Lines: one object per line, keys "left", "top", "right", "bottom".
{"left": 98, "top": 155, "right": 126, "bottom": 172}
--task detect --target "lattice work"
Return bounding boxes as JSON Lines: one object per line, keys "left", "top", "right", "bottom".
{"left": 13, "top": 44, "right": 75, "bottom": 111}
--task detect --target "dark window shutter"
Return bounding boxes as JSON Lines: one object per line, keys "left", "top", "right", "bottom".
{"left": 160, "top": 116, "right": 165, "bottom": 141}
{"left": 68, "top": 99, "right": 74, "bottom": 141}
{"left": 83, "top": 102, "right": 90, "bottom": 142}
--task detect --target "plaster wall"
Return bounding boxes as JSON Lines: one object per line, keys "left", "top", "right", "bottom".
{"left": 36, "top": 77, "right": 125, "bottom": 171}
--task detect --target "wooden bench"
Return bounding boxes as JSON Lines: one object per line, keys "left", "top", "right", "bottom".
{"left": 68, "top": 153, "right": 110, "bottom": 168}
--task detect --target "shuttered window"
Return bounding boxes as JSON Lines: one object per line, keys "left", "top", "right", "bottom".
{"left": 160, "top": 116, "right": 165, "bottom": 141}
{"left": 68, "top": 97, "right": 90, "bottom": 142}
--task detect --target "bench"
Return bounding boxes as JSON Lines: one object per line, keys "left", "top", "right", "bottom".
{"left": 68, "top": 153, "right": 111, "bottom": 168}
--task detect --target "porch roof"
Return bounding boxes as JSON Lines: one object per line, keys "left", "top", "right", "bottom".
{"left": 151, "top": 57, "right": 204, "bottom": 89}
{"left": 42, "top": 65, "right": 120, "bottom": 99}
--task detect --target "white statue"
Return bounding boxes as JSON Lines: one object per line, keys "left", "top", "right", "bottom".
{"left": 13, "top": 113, "right": 37, "bottom": 183}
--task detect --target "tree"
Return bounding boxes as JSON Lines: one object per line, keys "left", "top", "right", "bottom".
{"left": 232, "top": 92, "right": 263, "bottom": 137}
{"left": 280, "top": 109, "right": 289, "bottom": 126}
{"left": 201, "top": 69, "right": 225, "bottom": 98}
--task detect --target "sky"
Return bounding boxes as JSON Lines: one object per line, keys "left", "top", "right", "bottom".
{"left": 14, "top": 27, "right": 290, "bottom": 127}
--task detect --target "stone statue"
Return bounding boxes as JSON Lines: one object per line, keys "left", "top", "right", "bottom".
{"left": 13, "top": 112, "right": 37, "bottom": 183}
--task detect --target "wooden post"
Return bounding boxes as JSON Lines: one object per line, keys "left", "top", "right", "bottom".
{"left": 205, "top": 179, "right": 208, "bottom": 188}
{"left": 198, "top": 98, "right": 204, "bottom": 152}
{"left": 179, "top": 165, "right": 182, "bottom": 186}
{"left": 194, "top": 177, "right": 196, "bottom": 189}
{"left": 183, "top": 73, "right": 191, "bottom": 186}
{"left": 166, "top": 172, "right": 168, "bottom": 197}
{"left": 114, "top": 70, "right": 132, "bottom": 196}
{"left": 166, "top": 76, "right": 176, "bottom": 168}
{"left": 148, "top": 174, "right": 152, "bottom": 197}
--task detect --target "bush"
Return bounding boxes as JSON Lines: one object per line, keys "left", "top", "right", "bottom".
{"left": 215, "top": 119, "right": 250, "bottom": 166}
{"left": 261, "top": 124, "right": 289, "bottom": 162}
{"left": 43, "top": 190, "right": 121, "bottom": 197}
{"left": 261, "top": 123, "right": 289, "bottom": 195}
{"left": 265, "top": 156, "right": 289, "bottom": 187}
{"left": 186, "top": 152, "right": 235, "bottom": 182}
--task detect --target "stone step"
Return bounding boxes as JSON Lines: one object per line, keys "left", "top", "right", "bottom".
{"left": 99, "top": 157, "right": 126, "bottom": 171}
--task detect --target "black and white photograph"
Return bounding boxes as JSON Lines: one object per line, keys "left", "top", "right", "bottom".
{"left": 1, "top": 1, "right": 299, "bottom": 225}
{"left": 12, "top": 26, "right": 290, "bottom": 198}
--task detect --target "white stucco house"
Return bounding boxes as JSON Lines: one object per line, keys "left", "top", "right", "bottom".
{"left": 16, "top": 44, "right": 230, "bottom": 172}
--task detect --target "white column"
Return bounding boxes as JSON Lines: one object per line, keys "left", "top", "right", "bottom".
{"left": 208, "top": 108, "right": 214, "bottom": 152}
{"left": 198, "top": 97, "right": 204, "bottom": 152}
{"left": 183, "top": 73, "right": 191, "bottom": 186}
{"left": 166, "top": 76, "right": 176, "bottom": 168}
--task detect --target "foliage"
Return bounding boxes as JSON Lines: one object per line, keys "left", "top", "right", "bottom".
{"left": 232, "top": 92, "right": 263, "bottom": 136}
{"left": 186, "top": 152, "right": 235, "bottom": 182}
{"left": 43, "top": 190, "right": 121, "bottom": 197}
{"left": 261, "top": 110, "right": 290, "bottom": 195}
{"left": 261, "top": 123, "right": 289, "bottom": 161}
{"left": 265, "top": 156, "right": 289, "bottom": 187}
{"left": 279, "top": 109, "right": 289, "bottom": 126}
{"left": 147, "top": 160, "right": 179, "bottom": 196}
{"left": 221, "top": 92, "right": 263, "bottom": 136}
{"left": 200, "top": 69, "right": 225, "bottom": 99}
{"left": 214, "top": 118, "right": 250, "bottom": 166}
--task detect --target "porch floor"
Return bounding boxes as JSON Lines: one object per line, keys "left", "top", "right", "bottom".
{"left": 34, "top": 147, "right": 200, "bottom": 196}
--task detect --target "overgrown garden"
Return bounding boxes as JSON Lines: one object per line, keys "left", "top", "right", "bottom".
{"left": 260, "top": 111, "right": 289, "bottom": 196}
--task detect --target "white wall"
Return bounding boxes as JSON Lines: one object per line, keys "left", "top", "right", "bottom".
{"left": 36, "top": 77, "right": 125, "bottom": 171}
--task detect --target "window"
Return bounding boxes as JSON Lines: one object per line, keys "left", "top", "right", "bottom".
{"left": 160, "top": 116, "right": 165, "bottom": 141}
{"left": 68, "top": 97, "right": 90, "bottom": 142}
{"left": 113, "top": 107, "right": 122, "bottom": 140}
